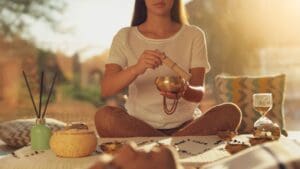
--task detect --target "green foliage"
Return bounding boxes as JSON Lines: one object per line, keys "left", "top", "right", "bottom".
{"left": 60, "top": 83, "right": 104, "bottom": 107}
{"left": 0, "top": 0, "right": 66, "bottom": 37}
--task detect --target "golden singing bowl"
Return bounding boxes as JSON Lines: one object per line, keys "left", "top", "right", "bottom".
{"left": 155, "top": 76, "right": 186, "bottom": 94}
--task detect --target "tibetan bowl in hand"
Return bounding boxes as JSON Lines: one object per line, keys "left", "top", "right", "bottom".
{"left": 155, "top": 76, "right": 187, "bottom": 115}
{"left": 155, "top": 76, "right": 186, "bottom": 94}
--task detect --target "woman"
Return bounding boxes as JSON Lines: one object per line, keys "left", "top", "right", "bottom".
{"left": 95, "top": 0, "right": 241, "bottom": 137}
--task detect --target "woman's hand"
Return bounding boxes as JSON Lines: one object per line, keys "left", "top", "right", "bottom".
{"left": 133, "top": 50, "right": 164, "bottom": 75}
{"left": 160, "top": 91, "right": 184, "bottom": 100}
{"left": 182, "top": 67, "right": 206, "bottom": 103}
{"left": 160, "top": 77, "right": 187, "bottom": 100}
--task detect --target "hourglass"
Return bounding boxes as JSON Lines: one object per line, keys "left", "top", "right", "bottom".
{"left": 252, "top": 93, "right": 281, "bottom": 140}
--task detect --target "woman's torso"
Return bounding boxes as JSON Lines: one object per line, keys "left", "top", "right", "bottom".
{"left": 124, "top": 24, "right": 202, "bottom": 129}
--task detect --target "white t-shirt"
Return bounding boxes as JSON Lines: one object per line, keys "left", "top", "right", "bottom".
{"left": 107, "top": 24, "right": 210, "bottom": 129}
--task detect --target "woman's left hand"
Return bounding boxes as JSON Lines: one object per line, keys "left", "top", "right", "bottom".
{"left": 160, "top": 91, "right": 183, "bottom": 100}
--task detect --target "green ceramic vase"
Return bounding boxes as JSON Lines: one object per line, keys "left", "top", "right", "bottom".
{"left": 30, "top": 118, "right": 51, "bottom": 150}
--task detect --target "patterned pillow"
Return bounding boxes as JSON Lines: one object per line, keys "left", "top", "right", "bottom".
{"left": 215, "top": 74, "right": 287, "bottom": 136}
{"left": 0, "top": 118, "right": 65, "bottom": 148}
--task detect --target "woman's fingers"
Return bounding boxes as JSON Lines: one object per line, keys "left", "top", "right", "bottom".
{"left": 145, "top": 60, "right": 158, "bottom": 69}
{"left": 144, "top": 50, "right": 165, "bottom": 62}
{"left": 144, "top": 55, "right": 161, "bottom": 66}
{"left": 145, "top": 49, "right": 165, "bottom": 60}
{"left": 160, "top": 91, "right": 180, "bottom": 100}
{"left": 143, "top": 53, "right": 162, "bottom": 64}
{"left": 135, "top": 49, "right": 166, "bottom": 74}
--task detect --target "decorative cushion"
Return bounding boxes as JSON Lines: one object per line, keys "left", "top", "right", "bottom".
{"left": 215, "top": 74, "right": 287, "bottom": 135}
{"left": 0, "top": 118, "right": 65, "bottom": 148}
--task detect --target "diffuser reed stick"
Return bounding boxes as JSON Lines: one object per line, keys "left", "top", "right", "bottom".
{"left": 42, "top": 72, "right": 57, "bottom": 119}
{"left": 38, "top": 71, "right": 44, "bottom": 118}
{"left": 22, "top": 71, "right": 57, "bottom": 119}
{"left": 22, "top": 71, "right": 39, "bottom": 118}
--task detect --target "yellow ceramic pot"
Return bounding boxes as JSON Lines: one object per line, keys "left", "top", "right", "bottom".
{"left": 50, "top": 128, "right": 97, "bottom": 158}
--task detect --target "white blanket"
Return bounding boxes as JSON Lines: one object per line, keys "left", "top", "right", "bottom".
{"left": 0, "top": 146, "right": 99, "bottom": 169}
{"left": 0, "top": 135, "right": 231, "bottom": 169}
{"left": 202, "top": 139, "right": 300, "bottom": 169}
{"left": 0, "top": 135, "right": 297, "bottom": 169}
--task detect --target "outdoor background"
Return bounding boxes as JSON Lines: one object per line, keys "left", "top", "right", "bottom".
{"left": 0, "top": 0, "right": 299, "bottom": 130}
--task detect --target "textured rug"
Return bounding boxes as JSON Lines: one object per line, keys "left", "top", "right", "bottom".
{"left": 0, "top": 135, "right": 243, "bottom": 169}
{"left": 98, "top": 135, "right": 235, "bottom": 166}
{"left": 0, "top": 146, "right": 100, "bottom": 169}
{"left": 0, "top": 139, "right": 16, "bottom": 158}
{"left": 202, "top": 139, "right": 300, "bottom": 169}
{"left": 1, "top": 134, "right": 299, "bottom": 169}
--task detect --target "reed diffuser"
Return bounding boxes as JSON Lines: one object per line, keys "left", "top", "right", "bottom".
{"left": 23, "top": 71, "right": 57, "bottom": 150}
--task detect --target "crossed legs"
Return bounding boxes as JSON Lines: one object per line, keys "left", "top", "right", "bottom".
{"left": 95, "top": 103, "right": 242, "bottom": 137}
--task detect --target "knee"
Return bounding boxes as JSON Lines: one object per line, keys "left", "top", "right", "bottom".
{"left": 208, "top": 103, "right": 242, "bottom": 128}
{"left": 219, "top": 103, "right": 242, "bottom": 119}
{"left": 95, "top": 106, "right": 110, "bottom": 123}
{"left": 219, "top": 103, "right": 242, "bottom": 129}
{"left": 204, "top": 103, "right": 242, "bottom": 120}
{"left": 96, "top": 105, "right": 122, "bottom": 116}
{"left": 94, "top": 106, "right": 118, "bottom": 135}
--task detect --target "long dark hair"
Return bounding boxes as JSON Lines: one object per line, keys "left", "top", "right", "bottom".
{"left": 131, "top": 0, "right": 188, "bottom": 26}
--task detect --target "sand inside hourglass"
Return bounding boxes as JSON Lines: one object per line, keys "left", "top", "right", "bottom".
{"left": 252, "top": 93, "right": 281, "bottom": 140}
{"left": 253, "top": 123, "right": 281, "bottom": 140}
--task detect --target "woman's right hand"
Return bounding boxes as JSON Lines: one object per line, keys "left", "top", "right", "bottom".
{"left": 133, "top": 50, "right": 165, "bottom": 75}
